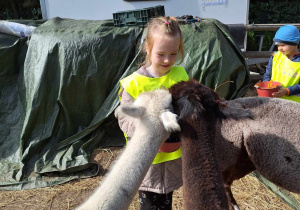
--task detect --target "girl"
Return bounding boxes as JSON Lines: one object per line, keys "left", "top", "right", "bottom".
{"left": 117, "top": 16, "right": 189, "bottom": 209}
{"left": 263, "top": 25, "right": 300, "bottom": 102}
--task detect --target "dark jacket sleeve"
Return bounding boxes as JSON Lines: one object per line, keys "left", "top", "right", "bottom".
{"left": 263, "top": 55, "right": 273, "bottom": 81}
{"left": 288, "top": 82, "right": 300, "bottom": 95}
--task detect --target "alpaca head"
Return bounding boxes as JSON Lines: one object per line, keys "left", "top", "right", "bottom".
{"left": 169, "top": 79, "right": 253, "bottom": 122}
{"left": 115, "top": 89, "right": 181, "bottom": 132}
{"left": 169, "top": 79, "right": 225, "bottom": 120}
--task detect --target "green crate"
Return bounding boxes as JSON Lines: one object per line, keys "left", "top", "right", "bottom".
{"left": 113, "top": 5, "right": 165, "bottom": 27}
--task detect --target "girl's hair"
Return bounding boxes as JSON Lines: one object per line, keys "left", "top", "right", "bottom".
{"left": 142, "top": 16, "right": 184, "bottom": 66}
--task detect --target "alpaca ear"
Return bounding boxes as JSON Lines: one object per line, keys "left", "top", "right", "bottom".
{"left": 219, "top": 105, "right": 253, "bottom": 120}
{"left": 160, "top": 111, "right": 181, "bottom": 132}
{"left": 115, "top": 105, "right": 145, "bottom": 118}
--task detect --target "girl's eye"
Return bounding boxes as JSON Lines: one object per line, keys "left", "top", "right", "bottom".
{"left": 171, "top": 53, "right": 178, "bottom": 56}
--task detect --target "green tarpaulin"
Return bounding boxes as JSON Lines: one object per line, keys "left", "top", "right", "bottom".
{"left": 0, "top": 17, "right": 249, "bottom": 190}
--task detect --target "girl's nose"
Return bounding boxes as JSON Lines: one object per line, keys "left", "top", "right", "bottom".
{"left": 164, "top": 56, "right": 170, "bottom": 63}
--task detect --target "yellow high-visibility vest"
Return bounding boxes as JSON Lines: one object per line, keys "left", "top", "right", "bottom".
{"left": 119, "top": 66, "right": 189, "bottom": 164}
{"left": 272, "top": 51, "right": 300, "bottom": 102}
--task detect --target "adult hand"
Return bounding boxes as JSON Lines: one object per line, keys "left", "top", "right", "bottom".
{"left": 272, "top": 87, "right": 288, "bottom": 97}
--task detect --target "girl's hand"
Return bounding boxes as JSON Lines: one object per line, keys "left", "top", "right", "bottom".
{"left": 272, "top": 87, "right": 288, "bottom": 97}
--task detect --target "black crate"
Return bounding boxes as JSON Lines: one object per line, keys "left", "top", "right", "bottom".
{"left": 113, "top": 5, "right": 165, "bottom": 27}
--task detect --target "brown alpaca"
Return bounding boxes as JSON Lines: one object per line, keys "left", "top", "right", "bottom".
{"left": 169, "top": 79, "right": 232, "bottom": 210}
{"left": 169, "top": 79, "right": 300, "bottom": 210}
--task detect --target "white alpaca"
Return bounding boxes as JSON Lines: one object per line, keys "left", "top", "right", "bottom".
{"left": 77, "top": 89, "right": 181, "bottom": 210}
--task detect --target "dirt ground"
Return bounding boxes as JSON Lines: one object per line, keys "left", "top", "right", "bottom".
{"left": 1, "top": 72, "right": 300, "bottom": 210}
{"left": 1, "top": 147, "right": 299, "bottom": 210}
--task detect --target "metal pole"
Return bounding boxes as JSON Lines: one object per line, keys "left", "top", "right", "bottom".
{"left": 246, "top": 24, "right": 300, "bottom": 31}
{"left": 243, "top": 51, "right": 272, "bottom": 58}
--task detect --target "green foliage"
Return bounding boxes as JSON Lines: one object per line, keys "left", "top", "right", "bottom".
{"left": 247, "top": 0, "right": 300, "bottom": 50}
{"left": 249, "top": 0, "right": 300, "bottom": 24}
{"left": 247, "top": 31, "right": 258, "bottom": 51}
{"left": 31, "top": 8, "right": 42, "bottom": 20}
{"left": 0, "top": 0, "right": 42, "bottom": 20}
{"left": 262, "top": 31, "right": 276, "bottom": 50}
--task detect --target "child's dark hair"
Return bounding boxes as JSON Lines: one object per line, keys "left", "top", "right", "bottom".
{"left": 142, "top": 16, "right": 184, "bottom": 66}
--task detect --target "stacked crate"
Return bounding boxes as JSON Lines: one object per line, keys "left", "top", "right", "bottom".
{"left": 113, "top": 5, "right": 165, "bottom": 27}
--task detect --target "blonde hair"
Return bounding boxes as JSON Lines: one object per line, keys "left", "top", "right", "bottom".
{"left": 142, "top": 16, "right": 184, "bottom": 66}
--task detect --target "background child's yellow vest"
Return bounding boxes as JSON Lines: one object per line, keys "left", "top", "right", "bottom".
{"left": 272, "top": 51, "right": 300, "bottom": 102}
{"left": 119, "top": 66, "right": 189, "bottom": 164}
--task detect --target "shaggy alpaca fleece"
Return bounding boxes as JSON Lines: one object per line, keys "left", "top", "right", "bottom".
{"left": 216, "top": 97, "right": 300, "bottom": 192}
{"left": 170, "top": 79, "right": 235, "bottom": 210}
{"left": 77, "top": 89, "right": 180, "bottom": 210}
{"left": 169, "top": 79, "right": 300, "bottom": 210}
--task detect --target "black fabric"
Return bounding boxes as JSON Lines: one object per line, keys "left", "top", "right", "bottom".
{"left": 139, "top": 190, "right": 173, "bottom": 210}
{"left": 165, "top": 132, "right": 180, "bottom": 143}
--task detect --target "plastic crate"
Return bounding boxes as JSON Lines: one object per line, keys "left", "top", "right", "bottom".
{"left": 113, "top": 5, "right": 165, "bottom": 27}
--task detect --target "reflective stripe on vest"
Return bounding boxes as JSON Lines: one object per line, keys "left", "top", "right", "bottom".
{"left": 152, "top": 147, "right": 182, "bottom": 165}
{"left": 272, "top": 51, "right": 300, "bottom": 102}
{"left": 119, "top": 66, "right": 189, "bottom": 164}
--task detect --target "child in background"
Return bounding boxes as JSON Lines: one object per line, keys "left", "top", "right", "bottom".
{"left": 263, "top": 25, "right": 300, "bottom": 102}
{"left": 117, "top": 16, "right": 189, "bottom": 209}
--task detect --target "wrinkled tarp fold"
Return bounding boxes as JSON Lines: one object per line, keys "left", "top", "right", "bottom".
{"left": 0, "top": 17, "right": 249, "bottom": 190}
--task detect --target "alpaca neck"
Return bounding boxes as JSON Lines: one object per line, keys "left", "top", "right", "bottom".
{"left": 78, "top": 117, "right": 169, "bottom": 210}
{"left": 181, "top": 116, "right": 230, "bottom": 210}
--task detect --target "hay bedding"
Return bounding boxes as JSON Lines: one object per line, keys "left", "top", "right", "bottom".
{"left": 1, "top": 77, "right": 299, "bottom": 210}
{"left": 1, "top": 148, "right": 298, "bottom": 210}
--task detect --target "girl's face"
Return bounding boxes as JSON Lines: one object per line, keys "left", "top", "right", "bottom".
{"left": 147, "top": 35, "right": 180, "bottom": 77}
{"left": 276, "top": 43, "right": 298, "bottom": 59}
